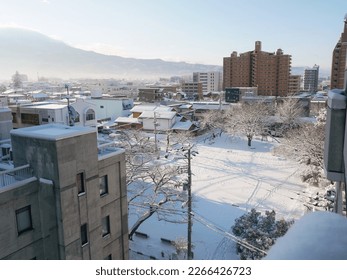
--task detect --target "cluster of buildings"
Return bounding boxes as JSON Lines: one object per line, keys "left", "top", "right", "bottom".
{"left": 0, "top": 15, "right": 346, "bottom": 261}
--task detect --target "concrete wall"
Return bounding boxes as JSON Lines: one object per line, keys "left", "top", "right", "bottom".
{"left": 8, "top": 125, "right": 128, "bottom": 259}
{"left": 0, "top": 108, "right": 13, "bottom": 140}
{"left": 0, "top": 178, "right": 59, "bottom": 260}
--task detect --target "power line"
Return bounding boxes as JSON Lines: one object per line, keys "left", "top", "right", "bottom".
{"left": 129, "top": 202, "right": 267, "bottom": 255}
{"left": 192, "top": 211, "right": 268, "bottom": 255}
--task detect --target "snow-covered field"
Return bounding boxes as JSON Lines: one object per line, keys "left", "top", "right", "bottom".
{"left": 129, "top": 133, "right": 317, "bottom": 260}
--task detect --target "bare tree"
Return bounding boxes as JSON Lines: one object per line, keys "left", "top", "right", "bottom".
{"left": 276, "top": 96, "right": 304, "bottom": 132}
{"left": 226, "top": 102, "right": 271, "bottom": 146}
{"left": 117, "top": 129, "right": 156, "bottom": 186}
{"left": 278, "top": 109, "right": 327, "bottom": 186}
{"left": 12, "top": 71, "right": 23, "bottom": 89}
{"left": 199, "top": 109, "right": 227, "bottom": 137}
{"left": 117, "top": 129, "right": 188, "bottom": 240}
{"left": 128, "top": 163, "right": 187, "bottom": 240}
{"left": 0, "top": 84, "right": 6, "bottom": 93}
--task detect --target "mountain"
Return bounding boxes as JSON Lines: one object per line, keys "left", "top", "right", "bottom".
{"left": 0, "top": 28, "right": 222, "bottom": 80}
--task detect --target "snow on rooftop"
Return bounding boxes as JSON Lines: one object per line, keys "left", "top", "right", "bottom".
{"left": 26, "top": 103, "right": 66, "bottom": 110}
{"left": 11, "top": 124, "right": 95, "bottom": 141}
{"left": 139, "top": 111, "right": 176, "bottom": 119}
{"left": 115, "top": 117, "right": 141, "bottom": 124}
{"left": 171, "top": 119, "right": 194, "bottom": 131}
{"left": 131, "top": 105, "right": 173, "bottom": 113}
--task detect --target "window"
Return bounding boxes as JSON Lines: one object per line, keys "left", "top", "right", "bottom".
{"left": 99, "top": 175, "right": 108, "bottom": 196}
{"left": 102, "top": 216, "right": 110, "bottom": 237}
{"left": 81, "top": 224, "right": 88, "bottom": 246}
{"left": 77, "top": 172, "right": 85, "bottom": 194}
{"left": 74, "top": 112, "right": 80, "bottom": 123}
{"left": 21, "top": 113, "right": 40, "bottom": 125}
{"left": 86, "top": 109, "right": 95, "bottom": 121}
{"left": 12, "top": 112, "right": 17, "bottom": 123}
{"left": 16, "top": 205, "right": 33, "bottom": 235}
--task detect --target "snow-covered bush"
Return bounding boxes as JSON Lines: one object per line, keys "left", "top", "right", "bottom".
{"left": 232, "top": 209, "right": 293, "bottom": 260}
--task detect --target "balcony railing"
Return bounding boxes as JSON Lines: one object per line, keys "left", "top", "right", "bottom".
{"left": 0, "top": 164, "right": 34, "bottom": 188}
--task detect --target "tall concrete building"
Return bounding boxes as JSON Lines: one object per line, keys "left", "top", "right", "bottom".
{"left": 223, "top": 41, "right": 292, "bottom": 96}
{"left": 331, "top": 15, "right": 347, "bottom": 90}
{"left": 0, "top": 124, "right": 128, "bottom": 260}
{"left": 193, "top": 72, "right": 223, "bottom": 93}
{"left": 304, "top": 65, "right": 319, "bottom": 93}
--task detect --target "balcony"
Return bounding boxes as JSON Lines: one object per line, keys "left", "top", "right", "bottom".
{"left": 0, "top": 164, "right": 34, "bottom": 188}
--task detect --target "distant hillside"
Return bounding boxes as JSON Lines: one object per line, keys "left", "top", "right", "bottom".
{"left": 0, "top": 28, "right": 222, "bottom": 80}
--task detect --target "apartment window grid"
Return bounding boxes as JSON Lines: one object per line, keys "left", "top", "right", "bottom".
{"left": 16, "top": 205, "right": 33, "bottom": 235}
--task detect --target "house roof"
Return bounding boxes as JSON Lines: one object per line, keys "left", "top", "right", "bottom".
{"left": 130, "top": 105, "right": 173, "bottom": 113}
{"left": 172, "top": 119, "right": 194, "bottom": 131}
{"left": 138, "top": 111, "right": 176, "bottom": 119}
{"left": 115, "top": 117, "right": 141, "bottom": 124}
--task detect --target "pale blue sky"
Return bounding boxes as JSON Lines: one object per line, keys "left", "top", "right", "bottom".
{"left": 0, "top": 0, "right": 346, "bottom": 70}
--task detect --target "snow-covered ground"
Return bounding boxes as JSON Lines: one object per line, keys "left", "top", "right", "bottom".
{"left": 129, "top": 133, "right": 318, "bottom": 260}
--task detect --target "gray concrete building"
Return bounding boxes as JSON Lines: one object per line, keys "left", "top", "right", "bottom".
{"left": 0, "top": 124, "right": 128, "bottom": 260}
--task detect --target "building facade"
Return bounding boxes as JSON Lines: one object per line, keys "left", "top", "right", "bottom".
{"left": 0, "top": 124, "right": 128, "bottom": 260}
{"left": 193, "top": 72, "right": 223, "bottom": 93}
{"left": 304, "top": 65, "right": 319, "bottom": 93}
{"left": 331, "top": 15, "right": 347, "bottom": 90}
{"left": 223, "top": 41, "right": 292, "bottom": 96}
{"left": 181, "top": 82, "right": 203, "bottom": 100}
{"left": 10, "top": 101, "right": 98, "bottom": 129}
{"left": 288, "top": 75, "right": 302, "bottom": 95}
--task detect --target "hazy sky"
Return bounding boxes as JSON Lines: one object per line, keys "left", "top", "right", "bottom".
{"left": 0, "top": 0, "right": 346, "bottom": 70}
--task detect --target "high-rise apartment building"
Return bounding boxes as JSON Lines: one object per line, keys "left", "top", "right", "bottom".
{"left": 223, "top": 41, "right": 291, "bottom": 96}
{"left": 193, "top": 72, "right": 223, "bottom": 93}
{"left": 331, "top": 15, "right": 347, "bottom": 90}
{"left": 304, "top": 65, "right": 319, "bottom": 93}
{"left": 0, "top": 124, "right": 128, "bottom": 260}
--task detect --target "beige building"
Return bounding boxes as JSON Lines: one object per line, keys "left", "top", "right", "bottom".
{"left": 223, "top": 41, "right": 291, "bottom": 96}
{"left": 193, "top": 72, "right": 223, "bottom": 93}
{"left": 331, "top": 15, "right": 347, "bottom": 90}
{"left": 0, "top": 124, "right": 128, "bottom": 260}
{"left": 288, "top": 75, "right": 302, "bottom": 95}
{"left": 181, "top": 82, "right": 203, "bottom": 100}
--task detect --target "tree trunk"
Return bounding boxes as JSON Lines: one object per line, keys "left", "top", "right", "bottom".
{"left": 247, "top": 136, "right": 252, "bottom": 147}
{"left": 128, "top": 199, "right": 168, "bottom": 240}
{"left": 129, "top": 207, "right": 156, "bottom": 240}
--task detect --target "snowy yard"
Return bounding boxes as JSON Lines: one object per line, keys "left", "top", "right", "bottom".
{"left": 129, "top": 133, "right": 317, "bottom": 260}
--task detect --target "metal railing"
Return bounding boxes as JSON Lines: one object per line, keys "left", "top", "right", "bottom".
{"left": 0, "top": 164, "right": 33, "bottom": 188}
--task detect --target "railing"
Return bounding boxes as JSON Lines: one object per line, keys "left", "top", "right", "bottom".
{"left": 0, "top": 164, "right": 33, "bottom": 188}
{"left": 97, "top": 141, "right": 122, "bottom": 156}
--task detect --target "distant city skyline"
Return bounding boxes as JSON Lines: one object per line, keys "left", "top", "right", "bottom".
{"left": 0, "top": 0, "right": 346, "bottom": 71}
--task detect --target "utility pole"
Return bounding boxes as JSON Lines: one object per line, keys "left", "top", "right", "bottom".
{"left": 153, "top": 111, "right": 159, "bottom": 159}
{"left": 187, "top": 146, "right": 192, "bottom": 260}
{"left": 65, "top": 84, "right": 73, "bottom": 126}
